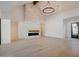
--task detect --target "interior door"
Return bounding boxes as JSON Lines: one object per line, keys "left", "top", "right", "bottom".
{"left": 71, "top": 23, "right": 79, "bottom": 38}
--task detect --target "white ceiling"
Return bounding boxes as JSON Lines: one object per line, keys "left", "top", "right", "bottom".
{"left": 0, "top": 1, "right": 31, "bottom": 11}
{"left": 53, "top": 1, "right": 79, "bottom": 12}
{"left": 0, "top": 1, "right": 79, "bottom": 12}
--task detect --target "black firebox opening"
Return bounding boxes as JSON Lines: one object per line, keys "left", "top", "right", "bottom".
{"left": 28, "top": 33, "right": 39, "bottom": 36}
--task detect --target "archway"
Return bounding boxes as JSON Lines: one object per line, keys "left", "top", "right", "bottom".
{"left": 64, "top": 16, "right": 79, "bottom": 39}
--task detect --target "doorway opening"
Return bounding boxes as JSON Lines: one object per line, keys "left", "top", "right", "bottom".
{"left": 71, "top": 23, "right": 79, "bottom": 39}
{"left": 64, "top": 16, "right": 79, "bottom": 39}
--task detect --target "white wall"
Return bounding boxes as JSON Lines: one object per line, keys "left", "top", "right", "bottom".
{"left": 45, "top": 13, "right": 64, "bottom": 38}
{"left": 18, "top": 21, "right": 25, "bottom": 39}
{"left": 10, "top": 6, "right": 24, "bottom": 40}
{"left": 11, "top": 6, "right": 24, "bottom": 22}
{"left": 1, "top": 5, "right": 24, "bottom": 40}
{"left": 45, "top": 8, "right": 79, "bottom": 38}
{"left": 1, "top": 5, "right": 24, "bottom": 21}
{"left": 0, "top": 10, "right": 2, "bottom": 18}
{"left": 1, "top": 19, "right": 11, "bottom": 44}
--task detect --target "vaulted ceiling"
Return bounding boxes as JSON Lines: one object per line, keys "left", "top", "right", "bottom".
{"left": 0, "top": 1, "right": 79, "bottom": 14}
{"left": 0, "top": 1, "right": 31, "bottom": 11}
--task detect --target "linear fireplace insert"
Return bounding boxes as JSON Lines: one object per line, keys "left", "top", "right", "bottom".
{"left": 28, "top": 33, "right": 39, "bottom": 36}
{"left": 28, "top": 30, "right": 39, "bottom": 36}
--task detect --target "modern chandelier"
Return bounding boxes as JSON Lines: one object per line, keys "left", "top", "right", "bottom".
{"left": 42, "top": 1, "right": 55, "bottom": 14}
{"left": 33, "top": 1, "right": 55, "bottom": 14}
